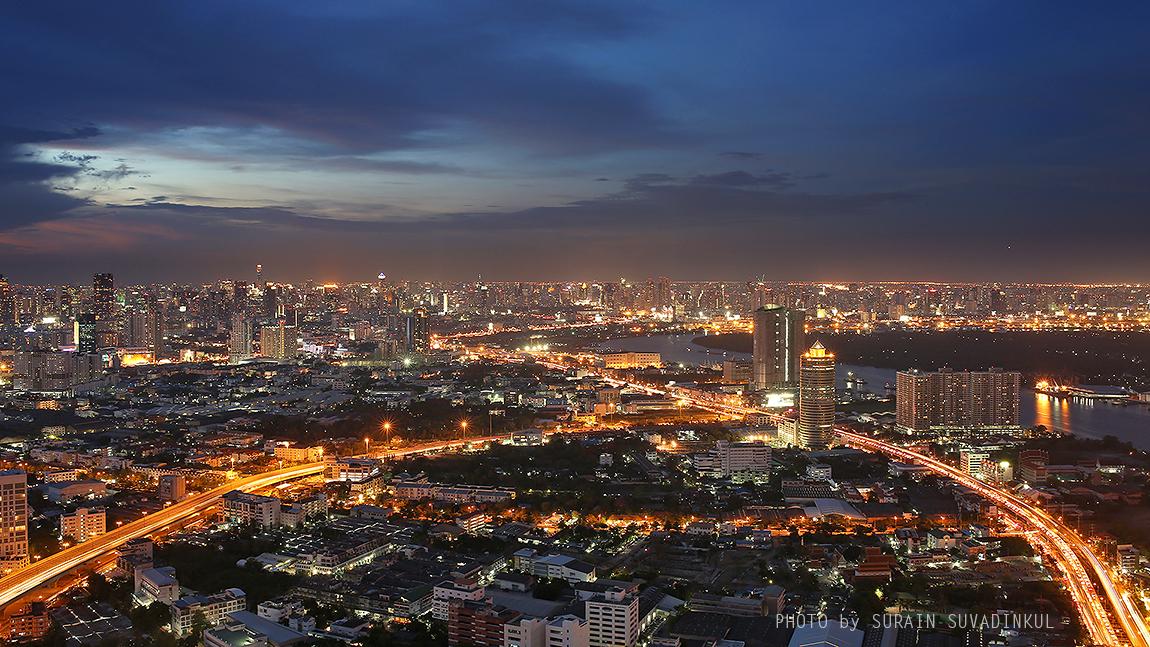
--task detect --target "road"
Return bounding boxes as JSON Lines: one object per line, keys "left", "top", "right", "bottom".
{"left": 0, "top": 433, "right": 507, "bottom": 610}
{"left": 839, "top": 430, "right": 1149, "bottom": 647}
{"left": 463, "top": 343, "right": 1149, "bottom": 647}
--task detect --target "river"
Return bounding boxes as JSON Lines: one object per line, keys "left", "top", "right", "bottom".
{"left": 598, "top": 333, "right": 1150, "bottom": 449}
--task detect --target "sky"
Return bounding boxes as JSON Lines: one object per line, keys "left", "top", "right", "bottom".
{"left": 2, "top": 1, "right": 1149, "bottom": 284}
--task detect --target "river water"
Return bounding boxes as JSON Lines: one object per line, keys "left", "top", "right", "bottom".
{"left": 598, "top": 334, "right": 1150, "bottom": 449}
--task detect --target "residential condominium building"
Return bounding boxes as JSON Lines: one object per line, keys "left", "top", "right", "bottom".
{"left": 896, "top": 367, "right": 1021, "bottom": 432}
{"left": 60, "top": 507, "right": 106, "bottom": 543}
{"left": 221, "top": 490, "right": 281, "bottom": 528}
{"left": 0, "top": 470, "right": 29, "bottom": 574}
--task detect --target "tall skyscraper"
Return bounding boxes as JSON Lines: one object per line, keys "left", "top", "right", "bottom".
{"left": 92, "top": 273, "right": 114, "bottom": 321}
{"left": 229, "top": 315, "right": 255, "bottom": 363}
{"left": 0, "top": 274, "right": 13, "bottom": 325}
{"left": 0, "top": 470, "right": 29, "bottom": 574}
{"left": 751, "top": 305, "right": 805, "bottom": 391}
{"left": 147, "top": 298, "right": 166, "bottom": 359}
{"left": 797, "top": 341, "right": 836, "bottom": 450}
{"left": 405, "top": 307, "right": 430, "bottom": 354}
{"left": 74, "top": 313, "right": 98, "bottom": 353}
{"left": 895, "top": 367, "right": 1021, "bottom": 432}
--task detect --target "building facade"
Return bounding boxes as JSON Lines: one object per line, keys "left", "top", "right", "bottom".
{"left": 797, "top": 342, "right": 835, "bottom": 450}
{"left": 751, "top": 305, "right": 805, "bottom": 391}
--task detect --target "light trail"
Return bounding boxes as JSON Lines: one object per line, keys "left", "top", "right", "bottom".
{"left": 458, "top": 342, "right": 1148, "bottom": 647}
{"left": 0, "top": 434, "right": 509, "bottom": 610}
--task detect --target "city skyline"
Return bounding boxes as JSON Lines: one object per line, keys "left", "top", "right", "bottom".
{"left": 3, "top": 3, "right": 1150, "bottom": 281}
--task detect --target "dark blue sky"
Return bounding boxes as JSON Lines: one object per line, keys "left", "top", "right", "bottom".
{"left": 2, "top": 1, "right": 1149, "bottom": 282}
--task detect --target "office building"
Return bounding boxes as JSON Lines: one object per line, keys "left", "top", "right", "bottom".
{"left": 0, "top": 470, "right": 29, "bottom": 574}
{"left": 92, "top": 273, "right": 114, "bottom": 321}
{"left": 797, "top": 342, "right": 835, "bottom": 450}
{"left": 74, "top": 313, "right": 99, "bottom": 353}
{"left": 147, "top": 298, "right": 166, "bottom": 359}
{"left": 0, "top": 274, "right": 13, "bottom": 325}
{"left": 405, "top": 307, "right": 430, "bottom": 354}
{"left": 60, "top": 506, "right": 106, "bottom": 543}
{"left": 751, "top": 305, "right": 805, "bottom": 391}
{"left": 895, "top": 368, "right": 1021, "bottom": 432}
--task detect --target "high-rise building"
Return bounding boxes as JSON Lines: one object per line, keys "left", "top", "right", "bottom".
{"left": 895, "top": 368, "right": 1021, "bottom": 432}
{"left": 259, "top": 320, "right": 296, "bottom": 360}
{"left": 751, "top": 305, "right": 805, "bottom": 391}
{"left": 92, "top": 273, "right": 114, "bottom": 321}
{"left": 0, "top": 470, "right": 29, "bottom": 574}
{"left": 0, "top": 274, "right": 13, "bottom": 325}
{"left": 405, "top": 307, "right": 430, "bottom": 354}
{"left": 229, "top": 315, "right": 255, "bottom": 363}
{"left": 147, "top": 298, "right": 166, "bottom": 359}
{"left": 797, "top": 342, "right": 836, "bottom": 450}
{"left": 74, "top": 313, "right": 98, "bottom": 353}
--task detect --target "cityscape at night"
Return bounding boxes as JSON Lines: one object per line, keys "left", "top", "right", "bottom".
{"left": 3, "top": 3, "right": 1150, "bottom": 647}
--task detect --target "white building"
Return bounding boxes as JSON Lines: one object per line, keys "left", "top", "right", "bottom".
{"left": 135, "top": 566, "right": 180, "bottom": 605}
{"left": 692, "top": 441, "right": 771, "bottom": 481}
{"left": 532, "top": 554, "right": 596, "bottom": 584}
{"left": 504, "top": 616, "right": 547, "bottom": 647}
{"left": 960, "top": 450, "right": 991, "bottom": 478}
{"left": 433, "top": 580, "right": 486, "bottom": 621}
{"left": 585, "top": 588, "right": 639, "bottom": 647}
{"left": 60, "top": 506, "right": 106, "bottom": 543}
{"left": 221, "top": 491, "right": 281, "bottom": 528}
{"left": 170, "top": 588, "right": 247, "bottom": 636}
{"left": 546, "top": 615, "right": 589, "bottom": 647}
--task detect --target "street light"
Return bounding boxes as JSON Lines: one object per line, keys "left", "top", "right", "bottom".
{"left": 460, "top": 420, "right": 469, "bottom": 443}
{"left": 382, "top": 421, "right": 393, "bottom": 463}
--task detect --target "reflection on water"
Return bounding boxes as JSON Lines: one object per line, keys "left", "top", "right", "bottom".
{"left": 1032, "top": 392, "right": 1069, "bottom": 432}
{"left": 599, "top": 333, "right": 1150, "bottom": 449}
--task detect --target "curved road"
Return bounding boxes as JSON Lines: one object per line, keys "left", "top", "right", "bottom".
{"left": 839, "top": 430, "right": 1149, "bottom": 647}
{"left": 0, "top": 434, "right": 505, "bottom": 609}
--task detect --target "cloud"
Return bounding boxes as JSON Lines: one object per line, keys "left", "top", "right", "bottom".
{"left": 1, "top": 2, "right": 674, "bottom": 158}
{"left": 0, "top": 126, "right": 100, "bottom": 229}
{"left": 719, "top": 151, "right": 763, "bottom": 160}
